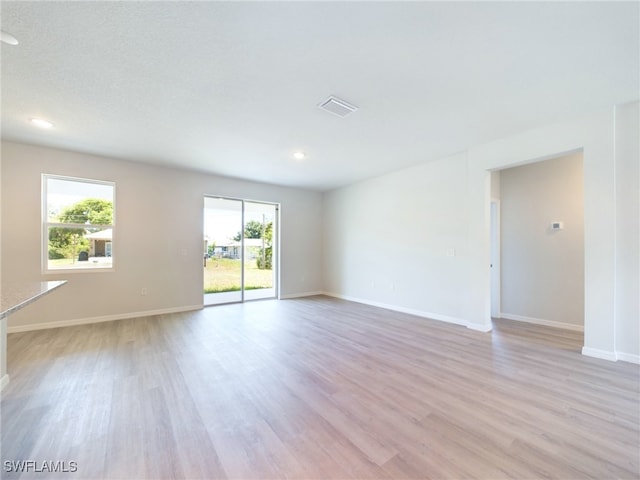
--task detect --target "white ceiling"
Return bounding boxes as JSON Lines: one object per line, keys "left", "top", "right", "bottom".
{"left": 1, "top": 1, "right": 638, "bottom": 191}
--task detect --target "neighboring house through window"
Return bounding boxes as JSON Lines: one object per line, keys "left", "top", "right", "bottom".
{"left": 43, "top": 174, "right": 115, "bottom": 272}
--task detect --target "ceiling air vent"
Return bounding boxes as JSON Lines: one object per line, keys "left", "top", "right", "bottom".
{"left": 318, "top": 96, "right": 358, "bottom": 117}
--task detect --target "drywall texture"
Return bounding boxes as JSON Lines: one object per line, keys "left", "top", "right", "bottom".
{"left": 1, "top": 142, "right": 323, "bottom": 329}
{"left": 500, "top": 153, "right": 584, "bottom": 327}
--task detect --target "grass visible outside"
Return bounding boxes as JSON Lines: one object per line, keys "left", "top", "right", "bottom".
{"left": 204, "top": 257, "right": 273, "bottom": 294}
{"left": 48, "top": 258, "right": 112, "bottom": 269}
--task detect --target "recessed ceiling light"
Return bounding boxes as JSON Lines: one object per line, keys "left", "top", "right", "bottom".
{"left": 1, "top": 31, "right": 19, "bottom": 45}
{"left": 293, "top": 151, "right": 306, "bottom": 160}
{"left": 30, "top": 118, "right": 54, "bottom": 129}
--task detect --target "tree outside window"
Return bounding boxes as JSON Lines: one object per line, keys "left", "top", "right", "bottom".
{"left": 43, "top": 175, "right": 115, "bottom": 271}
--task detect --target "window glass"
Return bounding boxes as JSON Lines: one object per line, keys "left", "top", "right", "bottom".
{"left": 43, "top": 175, "right": 115, "bottom": 271}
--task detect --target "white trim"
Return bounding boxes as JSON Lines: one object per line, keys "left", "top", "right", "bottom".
{"left": 0, "top": 374, "right": 9, "bottom": 392}
{"left": 322, "top": 291, "right": 483, "bottom": 330}
{"left": 582, "top": 346, "right": 618, "bottom": 362}
{"left": 280, "top": 291, "right": 324, "bottom": 299}
{"left": 500, "top": 312, "right": 584, "bottom": 332}
{"left": 616, "top": 352, "right": 640, "bottom": 364}
{"left": 204, "top": 291, "right": 241, "bottom": 306}
{"left": 490, "top": 198, "right": 501, "bottom": 319}
{"left": 612, "top": 105, "right": 618, "bottom": 362}
{"left": 7, "top": 305, "right": 202, "bottom": 333}
{"left": 467, "top": 322, "right": 493, "bottom": 333}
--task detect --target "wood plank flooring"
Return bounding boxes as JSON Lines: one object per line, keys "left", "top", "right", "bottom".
{"left": 1, "top": 296, "right": 638, "bottom": 479}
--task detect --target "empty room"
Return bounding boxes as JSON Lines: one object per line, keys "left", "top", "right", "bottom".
{"left": 1, "top": 2, "right": 638, "bottom": 479}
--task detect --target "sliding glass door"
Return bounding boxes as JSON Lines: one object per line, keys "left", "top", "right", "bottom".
{"left": 204, "top": 196, "right": 278, "bottom": 305}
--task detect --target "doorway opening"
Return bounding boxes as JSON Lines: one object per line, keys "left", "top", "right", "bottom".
{"left": 489, "top": 151, "right": 585, "bottom": 335}
{"left": 203, "top": 196, "right": 278, "bottom": 306}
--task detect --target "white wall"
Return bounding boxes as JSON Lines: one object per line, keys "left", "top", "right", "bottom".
{"left": 615, "top": 102, "right": 640, "bottom": 362}
{"left": 324, "top": 102, "right": 639, "bottom": 362}
{"left": 499, "top": 153, "right": 584, "bottom": 329}
{"left": 323, "top": 152, "right": 472, "bottom": 326}
{"left": 1, "top": 141, "right": 323, "bottom": 330}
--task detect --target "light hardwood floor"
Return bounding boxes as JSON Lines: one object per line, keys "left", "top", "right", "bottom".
{"left": 1, "top": 296, "right": 638, "bottom": 479}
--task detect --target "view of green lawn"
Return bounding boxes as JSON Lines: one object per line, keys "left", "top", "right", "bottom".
{"left": 48, "top": 257, "right": 112, "bottom": 269}
{"left": 204, "top": 257, "right": 272, "bottom": 294}
{"left": 49, "top": 258, "right": 82, "bottom": 267}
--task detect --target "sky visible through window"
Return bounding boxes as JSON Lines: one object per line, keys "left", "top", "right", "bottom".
{"left": 47, "top": 177, "right": 114, "bottom": 222}
{"left": 204, "top": 210, "right": 273, "bottom": 244}
{"left": 204, "top": 198, "right": 275, "bottom": 245}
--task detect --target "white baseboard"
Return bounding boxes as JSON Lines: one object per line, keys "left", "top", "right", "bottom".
{"left": 494, "top": 314, "right": 640, "bottom": 364}
{"left": 7, "top": 305, "right": 203, "bottom": 333}
{"left": 280, "top": 291, "right": 324, "bottom": 299}
{"left": 616, "top": 352, "right": 640, "bottom": 364}
{"left": 500, "top": 312, "right": 584, "bottom": 332}
{"left": 582, "top": 347, "right": 618, "bottom": 362}
{"left": 467, "top": 322, "right": 493, "bottom": 333}
{"left": 322, "top": 291, "right": 479, "bottom": 330}
{"left": 0, "top": 374, "right": 9, "bottom": 392}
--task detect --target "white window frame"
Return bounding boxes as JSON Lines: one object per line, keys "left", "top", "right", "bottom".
{"left": 42, "top": 174, "right": 116, "bottom": 274}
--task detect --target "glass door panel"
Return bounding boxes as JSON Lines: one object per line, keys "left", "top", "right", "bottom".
{"left": 243, "top": 201, "right": 277, "bottom": 301}
{"left": 204, "top": 197, "right": 243, "bottom": 305}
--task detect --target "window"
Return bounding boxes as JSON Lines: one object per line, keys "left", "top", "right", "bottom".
{"left": 43, "top": 174, "right": 115, "bottom": 272}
